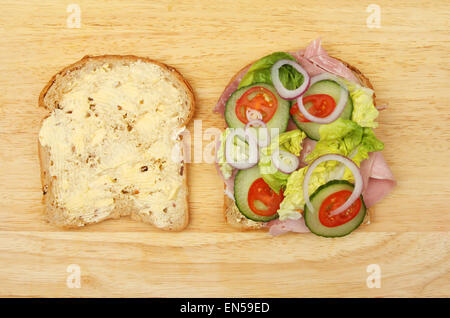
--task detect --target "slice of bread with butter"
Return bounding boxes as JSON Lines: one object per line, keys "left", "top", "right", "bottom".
{"left": 38, "top": 55, "right": 194, "bottom": 230}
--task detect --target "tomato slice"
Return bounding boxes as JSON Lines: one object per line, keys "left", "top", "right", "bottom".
{"left": 248, "top": 178, "right": 283, "bottom": 216}
{"left": 236, "top": 86, "right": 278, "bottom": 124}
{"left": 290, "top": 94, "right": 336, "bottom": 123}
{"left": 319, "top": 190, "right": 362, "bottom": 227}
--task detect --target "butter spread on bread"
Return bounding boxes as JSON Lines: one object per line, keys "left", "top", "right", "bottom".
{"left": 38, "top": 55, "right": 194, "bottom": 230}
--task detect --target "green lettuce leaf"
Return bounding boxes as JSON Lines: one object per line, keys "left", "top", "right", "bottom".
{"left": 350, "top": 127, "right": 385, "bottom": 167}
{"left": 238, "top": 52, "right": 304, "bottom": 90}
{"left": 341, "top": 79, "right": 379, "bottom": 128}
{"left": 278, "top": 129, "right": 305, "bottom": 156}
{"left": 258, "top": 129, "right": 306, "bottom": 193}
{"left": 216, "top": 129, "right": 233, "bottom": 179}
{"left": 306, "top": 118, "right": 384, "bottom": 167}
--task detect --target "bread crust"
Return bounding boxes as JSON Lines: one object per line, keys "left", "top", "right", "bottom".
{"left": 222, "top": 56, "right": 375, "bottom": 230}
{"left": 38, "top": 55, "right": 195, "bottom": 231}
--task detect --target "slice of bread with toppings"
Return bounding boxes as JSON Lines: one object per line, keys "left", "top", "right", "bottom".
{"left": 38, "top": 55, "right": 194, "bottom": 230}
{"left": 223, "top": 58, "right": 374, "bottom": 230}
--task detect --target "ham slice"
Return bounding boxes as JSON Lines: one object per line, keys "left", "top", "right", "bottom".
{"left": 267, "top": 218, "right": 310, "bottom": 236}
{"left": 301, "top": 38, "right": 360, "bottom": 83}
{"left": 360, "top": 152, "right": 396, "bottom": 208}
{"left": 299, "top": 137, "right": 317, "bottom": 167}
{"left": 290, "top": 50, "right": 325, "bottom": 77}
{"left": 286, "top": 118, "right": 298, "bottom": 131}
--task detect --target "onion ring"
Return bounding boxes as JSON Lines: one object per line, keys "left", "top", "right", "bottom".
{"left": 303, "top": 154, "right": 363, "bottom": 217}
{"left": 297, "top": 74, "right": 348, "bottom": 124}
{"left": 272, "top": 149, "right": 300, "bottom": 174}
{"left": 246, "top": 108, "right": 263, "bottom": 121}
{"left": 225, "top": 129, "right": 259, "bottom": 169}
{"left": 271, "top": 59, "right": 310, "bottom": 100}
{"left": 245, "top": 119, "right": 266, "bottom": 129}
{"left": 245, "top": 120, "right": 271, "bottom": 148}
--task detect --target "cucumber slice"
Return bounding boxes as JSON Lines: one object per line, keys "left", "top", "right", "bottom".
{"left": 225, "top": 83, "right": 290, "bottom": 134}
{"left": 234, "top": 166, "right": 279, "bottom": 222}
{"left": 304, "top": 180, "right": 366, "bottom": 237}
{"left": 291, "top": 80, "right": 353, "bottom": 140}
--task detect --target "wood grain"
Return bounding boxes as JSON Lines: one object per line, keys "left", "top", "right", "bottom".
{"left": 0, "top": 0, "right": 449, "bottom": 297}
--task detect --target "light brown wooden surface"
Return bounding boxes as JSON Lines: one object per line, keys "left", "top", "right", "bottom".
{"left": 0, "top": 0, "right": 449, "bottom": 297}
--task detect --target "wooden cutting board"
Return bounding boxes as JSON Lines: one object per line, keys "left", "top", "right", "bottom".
{"left": 0, "top": 0, "right": 448, "bottom": 297}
